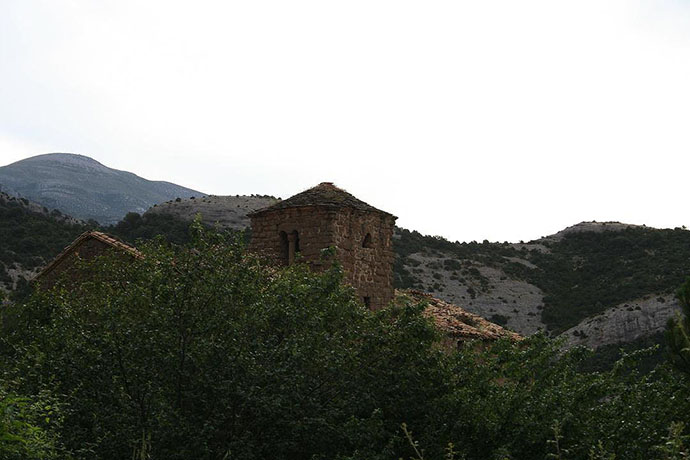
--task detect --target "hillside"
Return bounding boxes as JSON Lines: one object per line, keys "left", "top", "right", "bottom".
{"left": 0, "top": 192, "right": 89, "bottom": 297}
{"left": 0, "top": 153, "right": 202, "bottom": 224}
{"left": 393, "top": 222, "right": 690, "bottom": 345}
{"left": 147, "top": 194, "right": 279, "bottom": 230}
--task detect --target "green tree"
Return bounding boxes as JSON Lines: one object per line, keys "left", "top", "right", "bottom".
{"left": 666, "top": 277, "right": 690, "bottom": 375}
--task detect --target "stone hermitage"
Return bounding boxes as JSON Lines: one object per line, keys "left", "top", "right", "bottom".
{"left": 248, "top": 182, "right": 396, "bottom": 310}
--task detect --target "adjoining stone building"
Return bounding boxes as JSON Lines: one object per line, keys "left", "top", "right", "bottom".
{"left": 248, "top": 182, "right": 397, "bottom": 310}
{"left": 34, "top": 230, "right": 141, "bottom": 290}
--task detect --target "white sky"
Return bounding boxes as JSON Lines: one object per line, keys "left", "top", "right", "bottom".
{"left": 1, "top": 1, "right": 690, "bottom": 242}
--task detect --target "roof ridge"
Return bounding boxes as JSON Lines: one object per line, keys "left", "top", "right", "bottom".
{"left": 249, "top": 182, "right": 395, "bottom": 217}
{"left": 34, "top": 231, "right": 141, "bottom": 282}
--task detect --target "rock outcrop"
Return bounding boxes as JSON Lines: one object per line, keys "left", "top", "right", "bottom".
{"left": 562, "top": 294, "right": 680, "bottom": 349}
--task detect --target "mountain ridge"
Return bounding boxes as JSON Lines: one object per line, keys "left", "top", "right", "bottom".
{"left": 0, "top": 153, "right": 203, "bottom": 224}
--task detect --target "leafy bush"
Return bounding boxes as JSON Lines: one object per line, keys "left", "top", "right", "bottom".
{"left": 0, "top": 386, "right": 63, "bottom": 459}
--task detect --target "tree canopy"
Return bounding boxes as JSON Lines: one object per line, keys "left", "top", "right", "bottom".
{"left": 2, "top": 226, "right": 690, "bottom": 459}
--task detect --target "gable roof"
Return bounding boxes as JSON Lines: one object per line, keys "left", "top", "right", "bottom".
{"left": 35, "top": 231, "right": 141, "bottom": 282}
{"left": 248, "top": 182, "right": 395, "bottom": 218}
{"left": 401, "top": 290, "right": 521, "bottom": 342}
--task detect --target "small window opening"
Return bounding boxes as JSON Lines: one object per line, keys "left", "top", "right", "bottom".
{"left": 279, "top": 231, "right": 289, "bottom": 265}
{"left": 363, "top": 296, "right": 371, "bottom": 308}
{"left": 280, "top": 230, "right": 299, "bottom": 265}
{"left": 362, "top": 233, "right": 373, "bottom": 248}
{"left": 292, "top": 231, "right": 300, "bottom": 254}
{"left": 279, "top": 230, "right": 301, "bottom": 265}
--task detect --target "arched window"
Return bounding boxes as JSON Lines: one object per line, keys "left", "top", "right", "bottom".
{"left": 279, "top": 230, "right": 300, "bottom": 265}
{"left": 362, "top": 233, "right": 373, "bottom": 248}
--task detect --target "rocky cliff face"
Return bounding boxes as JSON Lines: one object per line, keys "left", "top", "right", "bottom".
{"left": 562, "top": 294, "right": 680, "bottom": 349}
{"left": 0, "top": 153, "right": 202, "bottom": 224}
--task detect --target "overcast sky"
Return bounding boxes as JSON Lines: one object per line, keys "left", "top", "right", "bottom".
{"left": 1, "top": 1, "right": 690, "bottom": 242}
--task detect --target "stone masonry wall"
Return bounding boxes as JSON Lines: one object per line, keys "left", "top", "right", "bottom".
{"left": 331, "top": 209, "right": 396, "bottom": 310}
{"left": 249, "top": 206, "right": 337, "bottom": 269}
{"left": 249, "top": 206, "right": 396, "bottom": 310}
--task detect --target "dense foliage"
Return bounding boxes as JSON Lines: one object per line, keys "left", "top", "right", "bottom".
{"left": 105, "top": 211, "right": 252, "bottom": 248}
{"left": 1, "top": 227, "right": 446, "bottom": 459}
{"left": 0, "top": 385, "right": 62, "bottom": 459}
{"left": 2, "top": 226, "right": 690, "bottom": 459}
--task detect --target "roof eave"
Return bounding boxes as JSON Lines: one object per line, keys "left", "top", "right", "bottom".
{"left": 248, "top": 204, "right": 396, "bottom": 219}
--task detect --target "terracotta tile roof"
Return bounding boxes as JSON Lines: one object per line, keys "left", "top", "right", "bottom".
{"left": 399, "top": 290, "right": 521, "bottom": 342}
{"left": 34, "top": 231, "right": 141, "bottom": 282}
{"left": 248, "top": 182, "right": 395, "bottom": 217}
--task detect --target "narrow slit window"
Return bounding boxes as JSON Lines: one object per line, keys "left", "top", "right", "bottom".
{"left": 293, "top": 231, "right": 300, "bottom": 254}
{"left": 279, "top": 231, "right": 289, "bottom": 265}
{"left": 362, "top": 233, "right": 373, "bottom": 248}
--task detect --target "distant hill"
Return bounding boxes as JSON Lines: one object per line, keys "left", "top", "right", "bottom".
{"left": 146, "top": 194, "right": 279, "bottom": 230}
{"left": 0, "top": 153, "right": 203, "bottom": 224}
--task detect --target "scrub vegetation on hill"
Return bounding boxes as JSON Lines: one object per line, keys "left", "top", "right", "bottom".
{"left": 0, "top": 193, "right": 90, "bottom": 293}
{"left": 507, "top": 227, "right": 690, "bottom": 332}
{"left": 2, "top": 226, "right": 690, "bottom": 459}
{"left": 393, "top": 226, "right": 690, "bottom": 333}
